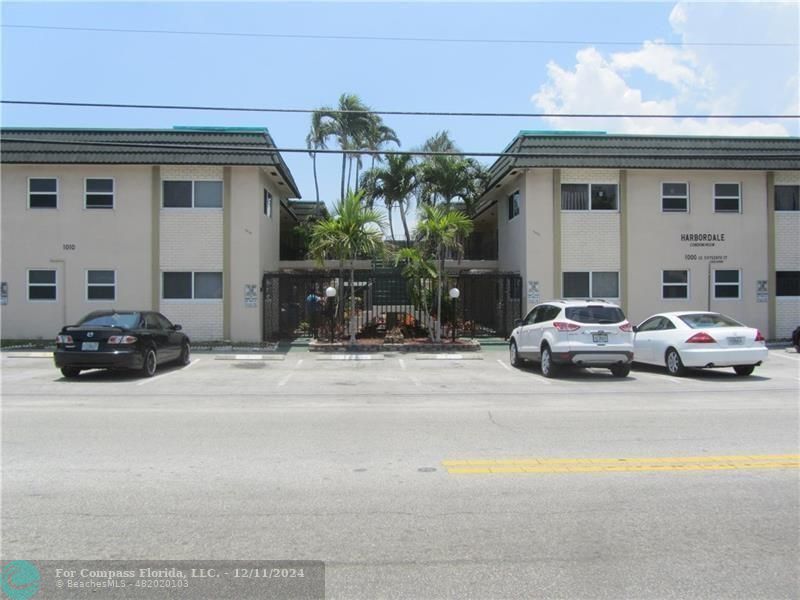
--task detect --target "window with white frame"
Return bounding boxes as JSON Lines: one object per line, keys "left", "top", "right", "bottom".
{"left": 87, "top": 270, "right": 116, "bottom": 301}
{"left": 713, "top": 269, "right": 741, "bottom": 299}
{"left": 85, "top": 178, "right": 114, "bottom": 209}
{"left": 507, "top": 190, "right": 520, "bottom": 220}
{"left": 714, "top": 183, "right": 741, "bottom": 213}
{"left": 662, "top": 270, "right": 689, "bottom": 299}
{"left": 28, "top": 269, "right": 56, "bottom": 301}
{"left": 775, "top": 185, "right": 799, "bottom": 211}
{"left": 29, "top": 178, "right": 58, "bottom": 209}
{"left": 662, "top": 182, "right": 689, "bottom": 212}
{"left": 162, "top": 272, "right": 223, "bottom": 300}
{"left": 562, "top": 271, "right": 619, "bottom": 299}
{"left": 162, "top": 180, "right": 223, "bottom": 208}
{"left": 561, "top": 183, "right": 618, "bottom": 211}
{"left": 264, "top": 189, "right": 273, "bottom": 218}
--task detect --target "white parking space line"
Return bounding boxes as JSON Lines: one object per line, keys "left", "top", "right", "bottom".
{"left": 632, "top": 370, "right": 682, "bottom": 385}
{"left": 295, "top": 359, "right": 304, "bottom": 369}
{"left": 317, "top": 354, "right": 384, "bottom": 361}
{"left": 399, "top": 358, "right": 407, "bottom": 371}
{"left": 277, "top": 373, "right": 293, "bottom": 387}
{"left": 408, "top": 374, "right": 422, "bottom": 387}
{"left": 496, "top": 359, "right": 511, "bottom": 372}
{"left": 135, "top": 359, "right": 200, "bottom": 386}
{"left": 771, "top": 351, "right": 800, "bottom": 362}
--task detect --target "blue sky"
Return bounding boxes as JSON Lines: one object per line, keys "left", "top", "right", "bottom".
{"left": 2, "top": 1, "right": 798, "bottom": 223}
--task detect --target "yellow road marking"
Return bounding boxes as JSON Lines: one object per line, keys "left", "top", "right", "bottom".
{"left": 443, "top": 454, "right": 800, "bottom": 475}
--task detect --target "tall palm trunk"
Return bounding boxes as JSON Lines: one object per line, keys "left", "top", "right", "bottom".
{"left": 340, "top": 154, "right": 347, "bottom": 201}
{"left": 399, "top": 201, "right": 411, "bottom": 244}
{"left": 311, "top": 152, "right": 321, "bottom": 211}
{"left": 387, "top": 203, "right": 395, "bottom": 241}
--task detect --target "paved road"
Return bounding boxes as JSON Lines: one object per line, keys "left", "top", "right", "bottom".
{"left": 2, "top": 347, "right": 799, "bottom": 599}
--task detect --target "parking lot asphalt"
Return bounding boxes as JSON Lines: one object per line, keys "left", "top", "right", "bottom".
{"left": 2, "top": 346, "right": 799, "bottom": 599}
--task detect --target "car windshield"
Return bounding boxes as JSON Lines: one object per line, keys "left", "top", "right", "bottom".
{"left": 564, "top": 306, "right": 626, "bottom": 324}
{"left": 78, "top": 312, "right": 141, "bottom": 329}
{"left": 679, "top": 313, "right": 744, "bottom": 329}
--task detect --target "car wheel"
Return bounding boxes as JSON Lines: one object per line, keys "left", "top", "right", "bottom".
{"left": 540, "top": 345, "right": 558, "bottom": 378}
{"left": 509, "top": 340, "right": 521, "bottom": 368}
{"left": 610, "top": 364, "right": 631, "bottom": 378}
{"left": 665, "top": 348, "right": 686, "bottom": 377}
{"left": 141, "top": 348, "right": 157, "bottom": 378}
{"left": 60, "top": 367, "right": 80, "bottom": 378}
{"left": 179, "top": 342, "right": 191, "bottom": 367}
{"left": 733, "top": 365, "right": 755, "bottom": 377}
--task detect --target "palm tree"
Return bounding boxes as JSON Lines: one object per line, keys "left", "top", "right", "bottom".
{"left": 309, "top": 191, "right": 387, "bottom": 342}
{"left": 363, "top": 115, "right": 400, "bottom": 176}
{"left": 310, "top": 93, "right": 374, "bottom": 201}
{"left": 306, "top": 112, "right": 331, "bottom": 213}
{"left": 360, "top": 153, "right": 418, "bottom": 244}
{"left": 415, "top": 204, "right": 474, "bottom": 342}
{"left": 394, "top": 246, "right": 437, "bottom": 339}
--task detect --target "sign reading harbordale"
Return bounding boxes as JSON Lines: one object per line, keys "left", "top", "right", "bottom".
{"left": 680, "top": 233, "right": 726, "bottom": 247}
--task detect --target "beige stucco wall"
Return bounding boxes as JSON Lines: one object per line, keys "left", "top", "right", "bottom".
{"left": 522, "top": 170, "right": 555, "bottom": 313}
{"left": 496, "top": 175, "right": 526, "bottom": 275}
{"left": 1, "top": 164, "right": 153, "bottom": 339}
{"left": 626, "top": 170, "right": 769, "bottom": 331}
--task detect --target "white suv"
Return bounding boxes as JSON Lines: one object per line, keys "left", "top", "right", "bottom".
{"left": 509, "top": 300, "right": 635, "bottom": 378}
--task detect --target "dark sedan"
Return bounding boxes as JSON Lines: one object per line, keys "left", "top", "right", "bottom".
{"left": 54, "top": 310, "right": 191, "bottom": 378}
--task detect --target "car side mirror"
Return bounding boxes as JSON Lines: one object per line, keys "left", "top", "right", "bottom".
{"left": 632, "top": 325, "right": 639, "bottom": 333}
{"left": 172, "top": 324, "right": 182, "bottom": 331}
{"left": 514, "top": 319, "right": 524, "bottom": 328}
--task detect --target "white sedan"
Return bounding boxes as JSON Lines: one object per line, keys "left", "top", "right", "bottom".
{"left": 633, "top": 311, "right": 767, "bottom": 377}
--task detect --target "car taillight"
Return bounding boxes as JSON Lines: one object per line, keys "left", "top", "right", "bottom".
{"left": 108, "top": 335, "right": 137, "bottom": 345}
{"left": 619, "top": 322, "right": 633, "bottom": 332}
{"left": 755, "top": 330, "right": 765, "bottom": 342}
{"left": 56, "top": 335, "right": 73, "bottom": 344}
{"left": 553, "top": 322, "right": 581, "bottom": 332}
{"left": 686, "top": 332, "right": 716, "bottom": 344}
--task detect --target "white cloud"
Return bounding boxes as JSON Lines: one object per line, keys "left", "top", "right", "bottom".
{"left": 610, "top": 41, "right": 704, "bottom": 90}
{"left": 531, "top": 2, "right": 797, "bottom": 136}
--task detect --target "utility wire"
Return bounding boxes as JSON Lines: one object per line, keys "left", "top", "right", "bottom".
{"left": 3, "top": 100, "right": 797, "bottom": 120}
{"left": 3, "top": 24, "right": 796, "bottom": 48}
{"left": 2, "top": 137, "right": 797, "bottom": 160}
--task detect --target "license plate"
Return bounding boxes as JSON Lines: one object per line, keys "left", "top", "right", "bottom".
{"left": 81, "top": 341, "right": 99, "bottom": 351}
{"left": 727, "top": 337, "right": 744, "bottom": 346}
{"left": 592, "top": 332, "right": 608, "bottom": 344}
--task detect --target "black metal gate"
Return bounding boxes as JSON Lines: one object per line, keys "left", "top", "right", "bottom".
{"left": 262, "top": 269, "right": 522, "bottom": 340}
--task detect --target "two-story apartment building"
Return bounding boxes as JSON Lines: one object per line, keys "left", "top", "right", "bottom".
{"left": 2, "top": 128, "right": 799, "bottom": 342}
{"left": 477, "top": 132, "right": 800, "bottom": 339}
{"left": 0, "top": 127, "right": 301, "bottom": 342}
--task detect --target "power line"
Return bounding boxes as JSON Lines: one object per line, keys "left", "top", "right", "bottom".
{"left": 3, "top": 100, "right": 797, "bottom": 120}
{"left": 3, "top": 23, "right": 796, "bottom": 48}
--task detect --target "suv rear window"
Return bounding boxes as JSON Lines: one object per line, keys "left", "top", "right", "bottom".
{"left": 564, "top": 306, "right": 625, "bottom": 324}
{"left": 78, "top": 312, "right": 141, "bottom": 329}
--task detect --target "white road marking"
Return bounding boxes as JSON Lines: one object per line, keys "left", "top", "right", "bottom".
{"left": 496, "top": 359, "right": 511, "bottom": 372}
{"left": 136, "top": 358, "right": 200, "bottom": 386}
{"left": 409, "top": 374, "right": 422, "bottom": 387}
{"left": 295, "top": 359, "right": 304, "bottom": 369}
{"left": 771, "top": 351, "right": 800, "bottom": 362}
{"left": 277, "top": 373, "right": 293, "bottom": 387}
{"left": 399, "top": 358, "right": 407, "bottom": 371}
